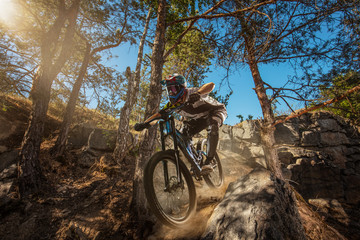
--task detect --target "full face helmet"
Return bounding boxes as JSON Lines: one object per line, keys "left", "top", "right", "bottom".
{"left": 160, "top": 73, "right": 187, "bottom": 104}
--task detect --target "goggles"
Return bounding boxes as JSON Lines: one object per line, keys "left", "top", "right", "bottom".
{"left": 166, "top": 84, "right": 185, "bottom": 104}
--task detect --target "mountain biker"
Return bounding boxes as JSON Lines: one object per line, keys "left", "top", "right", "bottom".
{"left": 134, "top": 73, "right": 227, "bottom": 173}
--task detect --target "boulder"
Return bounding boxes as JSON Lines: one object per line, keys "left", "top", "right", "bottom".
{"left": 87, "top": 128, "right": 116, "bottom": 151}
{"left": 0, "top": 115, "right": 17, "bottom": 141}
{"left": 202, "top": 168, "right": 306, "bottom": 240}
{"left": 67, "top": 125, "right": 94, "bottom": 148}
{"left": 320, "top": 132, "right": 349, "bottom": 146}
{"left": 68, "top": 125, "right": 117, "bottom": 152}
{"left": 308, "top": 198, "right": 348, "bottom": 225}
{"left": 0, "top": 150, "right": 18, "bottom": 172}
{"left": 275, "top": 120, "right": 300, "bottom": 145}
{"left": 288, "top": 161, "right": 344, "bottom": 200}
{"left": 343, "top": 174, "right": 360, "bottom": 204}
{"left": 316, "top": 118, "right": 343, "bottom": 132}
{"left": 233, "top": 120, "right": 260, "bottom": 143}
{"left": 300, "top": 130, "right": 320, "bottom": 147}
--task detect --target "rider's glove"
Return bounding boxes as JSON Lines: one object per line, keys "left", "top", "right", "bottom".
{"left": 188, "top": 92, "right": 201, "bottom": 103}
{"left": 134, "top": 122, "right": 150, "bottom": 131}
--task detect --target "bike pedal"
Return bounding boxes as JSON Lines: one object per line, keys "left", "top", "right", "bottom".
{"left": 200, "top": 165, "right": 213, "bottom": 175}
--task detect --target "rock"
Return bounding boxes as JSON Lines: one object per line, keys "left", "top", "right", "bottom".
{"left": 323, "top": 146, "right": 347, "bottom": 169}
{"left": 316, "top": 119, "right": 342, "bottom": 132}
{"left": 202, "top": 168, "right": 306, "bottom": 240}
{"left": 0, "top": 150, "right": 18, "bottom": 172}
{"left": 301, "top": 131, "right": 320, "bottom": 147}
{"left": 0, "top": 163, "right": 17, "bottom": 179}
{"left": 0, "top": 146, "right": 8, "bottom": 153}
{"left": 308, "top": 198, "right": 348, "bottom": 224}
{"left": 87, "top": 128, "right": 116, "bottom": 151}
{"left": 278, "top": 148, "right": 295, "bottom": 165}
{"left": 78, "top": 151, "right": 97, "bottom": 168}
{"left": 233, "top": 120, "right": 260, "bottom": 143}
{"left": 289, "top": 162, "right": 344, "bottom": 200}
{"left": 0, "top": 115, "right": 17, "bottom": 140}
{"left": 307, "top": 198, "right": 360, "bottom": 239}
{"left": 343, "top": 174, "right": 360, "bottom": 204}
{"left": 67, "top": 125, "right": 94, "bottom": 148}
{"left": 320, "top": 132, "right": 349, "bottom": 146}
{"left": 275, "top": 120, "right": 300, "bottom": 145}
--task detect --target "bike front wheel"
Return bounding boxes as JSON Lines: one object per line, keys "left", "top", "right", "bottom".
{"left": 144, "top": 150, "right": 196, "bottom": 227}
{"left": 199, "top": 139, "right": 224, "bottom": 188}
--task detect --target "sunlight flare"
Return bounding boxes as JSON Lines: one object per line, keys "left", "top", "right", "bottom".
{"left": 0, "top": 0, "right": 17, "bottom": 26}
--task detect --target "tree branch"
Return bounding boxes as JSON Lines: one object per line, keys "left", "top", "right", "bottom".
{"left": 169, "top": 0, "right": 277, "bottom": 24}
{"left": 273, "top": 83, "right": 360, "bottom": 126}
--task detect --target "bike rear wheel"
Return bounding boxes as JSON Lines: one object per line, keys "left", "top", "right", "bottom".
{"left": 144, "top": 150, "right": 196, "bottom": 227}
{"left": 199, "top": 139, "right": 224, "bottom": 188}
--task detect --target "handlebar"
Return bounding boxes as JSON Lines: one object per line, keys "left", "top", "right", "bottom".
{"left": 134, "top": 102, "right": 189, "bottom": 132}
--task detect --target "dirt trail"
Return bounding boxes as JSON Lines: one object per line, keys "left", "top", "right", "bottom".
{"left": 149, "top": 150, "right": 253, "bottom": 239}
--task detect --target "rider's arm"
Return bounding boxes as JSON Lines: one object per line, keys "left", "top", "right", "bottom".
{"left": 134, "top": 102, "right": 176, "bottom": 131}
{"left": 134, "top": 112, "right": 161, "bottom": 131}
{"left": 143, "top": 102, "right": 174, "bottom": 125}
{"left": 144, "top": 112, "right": 161, "bottom": 125}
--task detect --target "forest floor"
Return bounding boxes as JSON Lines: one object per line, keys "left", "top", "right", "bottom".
{"left": 0, "top": 141, "right": 251, "bottom": 239}
{"left": 0, "top": 95, "right": 253, "bottom": 239}
{"left": 0, "top": 139, "right": 137, "bottom": 239}
{"left": 0, "top": 94, "right": 348, "bottom": 240}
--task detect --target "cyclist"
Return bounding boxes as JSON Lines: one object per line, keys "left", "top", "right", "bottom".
{"left": 134, "top": 73, "right": 227, "bottom": 173}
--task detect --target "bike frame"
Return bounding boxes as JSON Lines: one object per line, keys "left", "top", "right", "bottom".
{"left": 158, "top": 114, "right": 204, "bottom": 189}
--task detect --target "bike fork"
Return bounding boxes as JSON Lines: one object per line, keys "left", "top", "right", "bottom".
{"left": 160, "top": 119, "right": 183, "bottom": 190}
{"left": 171, "top": 119, "right": 183, "bottom": 185}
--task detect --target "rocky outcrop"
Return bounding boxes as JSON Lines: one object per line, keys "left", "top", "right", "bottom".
{"left": 202, "top": 168, "right": 306, "bottom": 240}
{"left": 216, "top": 111, "right": 360, "bottom": 239}
{"left": 218, "top": 112, "right": 360, "bottom": 204}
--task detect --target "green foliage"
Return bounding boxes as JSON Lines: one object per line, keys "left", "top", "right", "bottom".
{"left": 316, "top": 71, "right": 360, "bottom": 124}
{"left": 209, "top": 90, "right": 233, "bottom": 107}
{"left": 236, "top": 114, "right": 244, "bottom": 122}
{"left": 163, "top": 30, "right": 214, "bottom": 87}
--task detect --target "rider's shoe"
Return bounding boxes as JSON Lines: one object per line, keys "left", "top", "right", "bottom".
{"left": 200, "top": 164, "right": 213, "bottom": 175}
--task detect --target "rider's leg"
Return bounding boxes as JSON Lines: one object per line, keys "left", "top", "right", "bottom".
{"left": 205, "top": 112, "right": 226, "bottom": 164}
{"left": 205, "top": 118, "right": 221, "bottom": 163}
{"left": 182, "top": 118, "right": 207, "bottom": 140}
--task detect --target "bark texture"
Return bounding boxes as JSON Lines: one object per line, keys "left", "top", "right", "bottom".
{"left": 238, "top": 10, "right": 283, "bottom": 179}
{"left": 247, "top": 57, "right": 283, "bottom": 179}
{"left": 114, "top": 9, "right": 151, "bottom": 163}
{"left": 18, "top": 0, "right": 80, "bottom": 197}
{"left": 52, "top": 25, "right": 126, "bottom": 156}
{"left": 52, "top": 42, "right": 91, "bottom": 156}
{"left": 131, "top": 2, "right": 167, "bottom": 236}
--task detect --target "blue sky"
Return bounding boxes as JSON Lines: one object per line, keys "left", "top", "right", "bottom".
{"left": 206, "top": 63, "right": 301, "bottom": 125}
{"left": 107, "top": 42, "right": 302, "bottom": 126}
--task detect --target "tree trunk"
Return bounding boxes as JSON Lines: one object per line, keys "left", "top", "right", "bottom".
{"left": 247, "top": 55, "right": 283, "bottom": 180}
{"left": 131, "top": 1, "right": 167, "bottom": 236}
{"left": 238, "top": 9, "right": 283, "bottom": 179}
{"left": 52, "top": 27, "right": 126, "bottom": 157}
{"left": 52, "top": 42, "right": 91, "bottom": 156}
{"left": 114, "top": 9, "right": 151, "bottom": 163}
{"left": 18, "top": 0, "right": 80, "bottom": 198}
{"left": 18, "top": 70, "right": 50, "bottom": 196}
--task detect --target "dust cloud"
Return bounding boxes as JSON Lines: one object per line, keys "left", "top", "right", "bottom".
{"left": 148, "top": 150, "right": 252, "bottom": 239}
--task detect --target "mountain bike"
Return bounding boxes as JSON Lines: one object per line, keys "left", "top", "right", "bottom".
{"left": 135, "top": 110, "right": 224, "bottom": 227}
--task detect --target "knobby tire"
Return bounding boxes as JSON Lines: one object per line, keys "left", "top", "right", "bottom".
{"left": 144, "top": 150, "right": 196, "bottom": 227}
{"left": 199, "top": 139, "right": 224, "bottom": 188}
